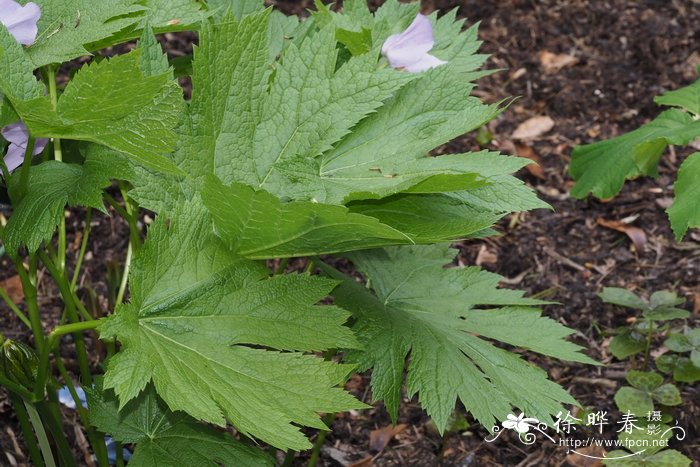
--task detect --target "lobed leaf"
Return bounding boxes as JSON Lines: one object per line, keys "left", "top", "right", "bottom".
{"left": 100, "top": 201, "right": 364, "bottom": 451}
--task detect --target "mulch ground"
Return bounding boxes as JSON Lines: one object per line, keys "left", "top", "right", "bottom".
{"left": 1, "top": 0, "right": 699, "bottom": 466}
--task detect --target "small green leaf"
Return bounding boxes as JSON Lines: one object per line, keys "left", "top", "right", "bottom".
{"left": 599, "top": 288, "right": 648, "bottom": 310}
{"left": 650, "top": 291, "right": 685, "bottom": 309}
{"left": 614, "top": 387, "right": 653, "bottom": 418}
{"left": 645, "top": 309, "right": 690, "bottom": 321}
{"left": 336, "top": 27, "right": 373, "bottom": 56}
{"left": 3, "top": 146, "right": 133, "bottom": 254}
{"left": 88, "top": 381, "right": 274, "bottom": 467}
{"left": 652, "top": 383, "right": 682, "bottom": 406}
{"left": 571, "top": 110, "right": 700, "bottom": 199}
{"left": 609, "top": 332, "right": 645, "bottom": 359}
{"left": 664, "top": 333, "right": 694, "bottom": 353}
{"left": 654, "top": 78, "right": 700, "bottom": 116}
{"left": 667, "top": 152, "right": 700, "bottom": 240}
{"left": 626, "top": 371, "right": 663, "bottom": 391}
{"left": 643, "top": 450, "right": 692, "bottom": 467}
{"left": 656, "top": 355, "right": 700, "bottom": 383}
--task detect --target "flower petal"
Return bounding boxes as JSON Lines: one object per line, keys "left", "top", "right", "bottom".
{"left": 0, "top": 0, "right": 41, "bottom": 46}
{"left": 381, "top": 14, "right": 447, "bottom": 73}
{"left": 1, "top": 121, "right": 30, "bottom": 146}
{"left": 4, "top": 143, "right": 26, "bottom": 173}
{"left": 402, "top": 53, "right": 448, "bottom": 73}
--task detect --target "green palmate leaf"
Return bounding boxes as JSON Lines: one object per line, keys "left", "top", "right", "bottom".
{"left": 100, "top": 201, "right": 364, "bottom": 451}
{"left": 654, "top": 78, "right": 700, "bottom": 116}
{"left": 202, "top": 176, "right": 412, "bottom": 259}
{"left": 28, "top": 0, "right": 145, "bottom": 67}
{"left": 15, "top": 47, "right": 183, "bottom": 174}
{"left": 570, "top": 109, "right": 700, "bottom": 199}
{"left": 132, "top": 8, "right": 540, "bottom": 225}
{"left": 323, "top": 244, "right": 591, "bottom": 431}
{"left": 88, "top": 382, "right": 274, "bottom": 467}
{"left": 3, "top": 145, "right": 133, "bottom": 254}
{"left": 667, "top": 152, "right": 700, "bottom": 240}
{"left": 656, "top": 354, "right": 700, "bottom": 383}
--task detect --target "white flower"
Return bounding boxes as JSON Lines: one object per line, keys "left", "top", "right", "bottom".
{"left": 502, "top": 413, "right": 539, "bottom": 434}
{"left": 0, "top": 0, "right": 41, "bottom": 46}
{"left": 381, "top": 14, "right": 447, "bottom": 73}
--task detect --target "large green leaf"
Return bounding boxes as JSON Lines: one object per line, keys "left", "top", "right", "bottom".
{"left": 202, "top": 176, "right": 413, "bottom": 259}
{"left": 654, "top": 78, "right": 700, "bottom": 116}
{"left": 0, "top": 27, "right": 42, "bottom": 102}
{"left": 100, "top": 202, "right": 364, "bottom": 451}
{"left": 570, "top": 110, "right": 700, "bottom": 199}
{"left": 667, "top": 152, "right": 700, "bottom": 240}
{"left": 27, "top": 0, "right": 144, "bottom": 67}
{"left": 14, "top": 47, "right": 183, "bottom": 174}
{"left": 88, "top": 382, "right": 274, "bottom": 467}
{"left": 3, "top": 145, "right": 133, "bottom": 254}
{"left": 322, "top": 245, "right": 592, "bottom": 431}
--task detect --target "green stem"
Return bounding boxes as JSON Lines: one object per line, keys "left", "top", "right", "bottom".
{"left": 24, "top": 401, "right": 56, "bottom": 467}
{"left": 0, "top": 155, "right": 10, "bottom": 181}
{"left": 643, "top": 319, "right": 654, "bottom": 371}
{"left": 0, "top": 372, "right": 34, "bottom": 401}
{"left": 281, "top": 450, "right": 296, "bottom": 467}
{"left": 38, "top": 250, "right": 92, "bottom": 385}
{"left": 115, "top": 240, "right": 132, "bottom": 306}
{"left": 54, "top": 355, "right": 108, "bottom": 467}
{"left": 47, "top": 65, "right": 66, "bottom": 272}
{"left": 33, "top": 320, "right": 100, "bottom": 401}
{"left": 10, "top": 394, "right": 45, "bottom": 467}
{"left": 17, "top": 136, "right": 36, "bottom": 201}
{"left": 276, "top": 258, "right": 290, "bottom": 275}
{"left": 307, "top": 413, "right": 335, "bottom": 467}
{"left": 0, "top": 285, "right": 32, "bottom": 328}
{"left": 71, "top": 208, "right": 92, "bottom": 290}
{"left": 15, "top": 259, "right": 44, "bottom": 353}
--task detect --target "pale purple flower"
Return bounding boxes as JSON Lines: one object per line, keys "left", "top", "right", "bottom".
{"left": 2, "top": 121, "right": 48, "bottom": 174}
{"left": 0, "top": 0, "right": 41, "bottom": 46}
{"left": 381, "top": 14, "right": 447, "bottom": 73}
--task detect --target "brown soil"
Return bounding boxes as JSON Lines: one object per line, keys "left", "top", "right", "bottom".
{"left": 1, "top": 1, "right": 699, "bottom": 466}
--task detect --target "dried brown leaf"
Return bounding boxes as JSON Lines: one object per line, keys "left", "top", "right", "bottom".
{"left": 596, "top": 218, "right": 647, "bottom": 252}
{"left": 512, "top": 116, "right": 554, "bottom": 140}
{"left": 369, "top": 424, "right": 406, "bottom": 452}
{"left": 539, "top": 51, "right": 578, "bottom": 73}
{"left": 0, "top": 276, "right": 24, "bottom": 304}
{"left": 514, "top": 143, "right": 545, "bottom": 179}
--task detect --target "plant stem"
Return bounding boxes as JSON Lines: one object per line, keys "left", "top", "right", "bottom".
{"left": 17, "top": 136, "right": 36, "bottom": 201}
{"left": 33, "top": 320, "right": 100, "bottom": 401}
{"left": 54, "top": 355, "right": 109, "bottom": 467}
{"left": 38, "top": 250, "right": 92, "bottom": 385}
{"left": 276, "top": 258, "right": 290, "bottom": 275}
{"left": 71, "top": 208, "right": 92, "bottom": 290}
{"left": 15, "top": 259, "right": 44, "bottom": 353}
{"left": 307, "top": 413, "right": 335, "bottom": 467}
{"left": 10, "top": 393, "right": 45, "bottom": 467}
{"left": 47, "top": 65, "right": 66, "bottom": 272}
{"left": 643, "top": 319, "right": 654, "bottom": 371}
{"left": 281, "top": 450, "right": 296, "bottom": 467}
{"left": 0, "top": 285, "right": 32, "bottom": 328}
{"left": 115, "top": 240, "right": 132, "bottom": 306}
{"left": 34, "top": 402, "right": 75, "bottom": 467}
{"left": 0, "top": 373, "right": 35, "bottom": 401}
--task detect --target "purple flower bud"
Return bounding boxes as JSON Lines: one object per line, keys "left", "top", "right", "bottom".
{"left": 381, "top": 14, "right": 448, "bottom": 73}
{"left": 0, "top": 0, "right": 41, "bottom": 46}
{"left": 2, "top": 121, "right": 49, "bottom": 174}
